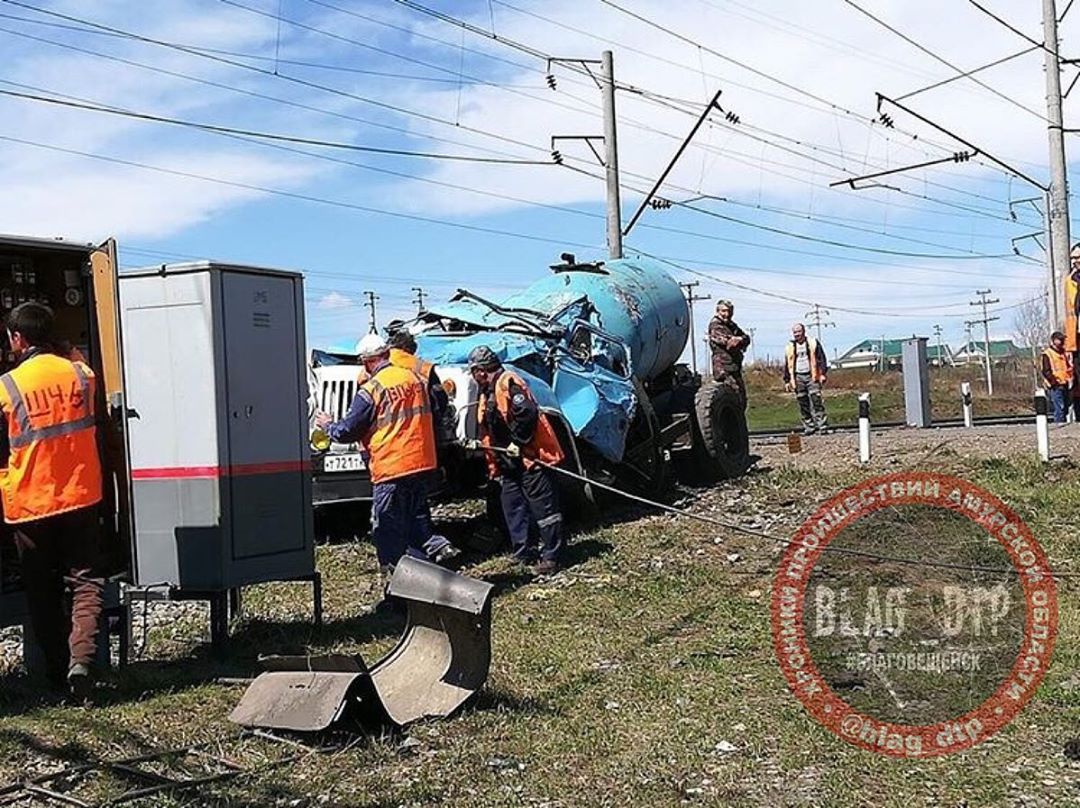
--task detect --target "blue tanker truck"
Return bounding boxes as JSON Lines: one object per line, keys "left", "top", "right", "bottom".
{"left": 308, "top": 254, "right": 749, "bottom": 528}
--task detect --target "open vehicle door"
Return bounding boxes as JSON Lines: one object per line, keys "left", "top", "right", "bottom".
{"left": 89, "top": 238, "right": 134, "bottom": 575}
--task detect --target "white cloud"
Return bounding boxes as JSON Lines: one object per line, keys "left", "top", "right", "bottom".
{"left": 316, "top": 291, "right": 355, "bottom": 310}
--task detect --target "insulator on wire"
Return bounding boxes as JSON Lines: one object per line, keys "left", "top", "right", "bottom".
{"left": 953, "top": 151, "right": 972, "bottom": 163}
{"left": 725, "top": 110, "right": 740, "bottom": 124}
{"left": 551, "top": 150, "right": 563, "bottom": 164}
{"left": 878, "top": 112, "right": 895, "bottom": 129}
{"left": 546, "top": 73, "right": 557, "bottom": 90}
{"left": 649, "top": 197, "right": 672, "bottom": 210}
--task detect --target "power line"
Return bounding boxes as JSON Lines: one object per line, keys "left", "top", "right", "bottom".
{"left": 841, "top": 0, "right": 1049, "bottom": 122}
{"left": 4, "top": 0, "right": 1035, "bottom": 236}
{"left": 0, "top": 87, "right": 556, "bottom": 164}
{"left": 896, "top": 45, "right": 1041, "bottom": 102}
{"left": 0, "top": 22, "right": 545, "bottom": 163}
{"left": 0, "top": 131, "right": 605, "bottom": 251}
{"left": 963, "top": 0, "right": 1046, "bottom": 51}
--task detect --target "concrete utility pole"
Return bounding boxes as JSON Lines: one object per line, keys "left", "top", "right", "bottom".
{"left": 879, "top": 334, "right": 886, "bottom": 372}
{"left": 963, "top": 321, "right": 975, "bottom": 365}
{"left": 805, "top": 303, "right": 835, "bottom": 342}
{"left": 747, "top": 327, "right": 757, "bottom": 364}
{"left": 932, "top": 324, "right": 944, "bottom": 367}
{"left": 600, "top": 50, "right": 623, "bottom": 259}
{"left": 680, "top": 281, "right": 711, "bottom": 375}
{"left": 364, "top": 290, "right": 379, "bottom": 334}
{"left": 970, "top": 289, "right": 1000, "bottom": 396}
{"left": 1043, "top": 0, "right": 1070, "bottom": 328}
{"left": 411, "top": 286, "right": 427, "bottom": 315}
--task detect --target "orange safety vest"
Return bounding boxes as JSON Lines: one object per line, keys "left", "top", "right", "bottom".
{"left": 785, "top": 337, "right": 826, "bottom": 382}
{"left": 1042, "top": 347, "right": 1074, "bottom": 388}
{"left": 0, "top": 353, "right": 102, "bottom": 524}
{"left": 478, "top": 370, "right": 565, "bottom": 477}
{"left": 389, "top": 347, "right": 435, "bottom": 381}
{"left": 360, "top": 364, "right": 437, "bottom": 484}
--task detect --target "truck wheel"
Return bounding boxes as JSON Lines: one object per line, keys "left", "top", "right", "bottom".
{"left": 693, "top": 380, "right": 750, "bottom": 480}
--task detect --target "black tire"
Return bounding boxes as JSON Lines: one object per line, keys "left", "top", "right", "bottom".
{"left": 692, "top": 380, "right": 750, "bottom": 480}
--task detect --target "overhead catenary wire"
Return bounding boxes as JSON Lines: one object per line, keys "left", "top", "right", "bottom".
{"left": 2, "top": 0, "right": 1039, "bottom": 235}
{"left": 0, "top": 3, "right": 1045, "bottom": 300}
{"left": 0, "top": 87, "right": 556, "bottom": 164}
{"left": 841, "top": 0, "right": 1050, "bottom": 122}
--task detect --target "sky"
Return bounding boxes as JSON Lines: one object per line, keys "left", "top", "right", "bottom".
{"left": 0, "top": 0, "right": 1075, "bottom": 363}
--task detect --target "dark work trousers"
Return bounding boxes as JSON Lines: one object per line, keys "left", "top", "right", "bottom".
{"left": 1048, "top": 385, "right": 1069, "bottom": 423}
{"left": 794, "top": 373, "right": 828, "bottom": 430}
{"left": 371, "top": 473, "right": 446, "bottom": 570}
{"left": 499, "top": 465, "right": 564, "bottom": 563}
{"left": 12, "top": 506, "right": 103, "bottom": 679}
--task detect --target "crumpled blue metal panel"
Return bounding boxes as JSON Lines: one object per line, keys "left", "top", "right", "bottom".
{"left": 552, "top": 360, "right": 635, "bottom": 462}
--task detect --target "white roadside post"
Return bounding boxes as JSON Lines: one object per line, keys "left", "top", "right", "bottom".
{"left": 961, "top": 382, "right": 973, "bottom": 428}
{"left": 1035, "top": 389, "right": 1050, "bottom": 463}
{"left": 858, "top": 392, "right": 871, "bottom": 464}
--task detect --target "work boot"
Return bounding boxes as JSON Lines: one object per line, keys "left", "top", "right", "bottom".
{"left": 67, "top": 663, "right": 93, "bottom": 703}
{"left": 534, "top": 559, "right": 561, "bottom": 576}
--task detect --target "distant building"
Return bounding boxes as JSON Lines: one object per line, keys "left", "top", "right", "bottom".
{"left": 952, "top": 339, "right": 1025, "bottom": 366}
{"left": 832, "top": 338, "right": 954, "bottom": 370}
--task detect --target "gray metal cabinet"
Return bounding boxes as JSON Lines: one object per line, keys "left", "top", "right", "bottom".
{"left": 120, "top": 263, "right": 314, "bottom": 590}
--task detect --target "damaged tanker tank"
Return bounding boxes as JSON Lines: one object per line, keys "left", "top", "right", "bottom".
{"left": 412, "top": 254, "right": 750, "bottom": 495}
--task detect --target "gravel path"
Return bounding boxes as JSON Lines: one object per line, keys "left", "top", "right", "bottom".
{"left": 754, "top": 422, "right": 1080, "bottom": 474}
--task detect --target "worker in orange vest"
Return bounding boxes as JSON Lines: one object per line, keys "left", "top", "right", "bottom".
{"left": 467, "top": 345, "right": 565, "bottom": 575}
{"left": 385, "top": 325, "right": 458, "bottom": 563}
{"left": 1041, "top": 330, "right": 1074, "bottom": 423}
{"left": 783, "top": 322, "right": 829, "bottom": 435}
{"left": 315, "top": 334, "right": 453, "bottom": 597}
{"left": 0, "top": 303, "right": 103, "bottom": 699}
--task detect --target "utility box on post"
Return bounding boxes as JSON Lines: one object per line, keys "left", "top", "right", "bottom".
{"left": 902, "top": 337, "right": 932, "bottom": 428}
{"left": 120, "top": 263, "right": 314, "bottom": 591}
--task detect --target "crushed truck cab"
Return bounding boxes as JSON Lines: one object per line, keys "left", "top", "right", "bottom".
{"left": 308, "top": 255, "right": 750, "bottom": 510}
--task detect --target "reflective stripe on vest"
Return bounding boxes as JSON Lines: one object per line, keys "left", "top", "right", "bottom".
{"left": 1043, "top": 348, "right": 1073, "bottom": 387}
{"left": 361, "top": 365, "right": 437, "bottom": 483}
{"left": 478, "top": 370, "right": 565, "bottom": 476}
{"left": 0, "top": 354, "right": 102, "bottom": 523}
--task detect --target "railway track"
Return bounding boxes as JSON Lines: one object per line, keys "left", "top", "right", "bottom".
{"left": 749, "top": 413, "right": 1034, "bottom": 441}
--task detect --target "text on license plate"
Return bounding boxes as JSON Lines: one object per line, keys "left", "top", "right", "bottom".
{"left": 323, "top": 454, "right": 365, "bottom": 473}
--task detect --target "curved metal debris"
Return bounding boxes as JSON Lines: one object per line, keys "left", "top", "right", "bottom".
{"left": 228, "top": 557, "right": 494, "bottom": 732}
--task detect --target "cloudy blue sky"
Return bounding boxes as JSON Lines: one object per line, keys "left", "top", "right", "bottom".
{"left": 0, "top": 0, "right": 1073, "bottom": 361}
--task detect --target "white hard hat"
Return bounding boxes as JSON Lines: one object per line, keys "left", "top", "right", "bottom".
{"left": 355, "top": 332, "right": 389, "bottom": 359}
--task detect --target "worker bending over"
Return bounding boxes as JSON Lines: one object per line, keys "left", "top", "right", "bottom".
{"left": 467, "top": 346, "right": 565, "bottom": 575}
{"left": 316, "top": 335, "right": 454, "bottom": 598}
{"left": 783, "top": 322, "right": 829, "bottom": 435}
{"left": 1041, "top": 330, "right": 1073, "bottom": 423}
{"left": 0, "top": 303, "right": 103, "bottom": 699}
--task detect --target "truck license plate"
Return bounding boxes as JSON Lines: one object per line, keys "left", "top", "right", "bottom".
{"left": 323, "top": 454, "right": 364, "bottom": 473}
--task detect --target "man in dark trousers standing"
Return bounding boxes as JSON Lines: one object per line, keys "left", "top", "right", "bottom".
{"left": 783, "top": 322, "right": 829, "bottom": 435}
{"left": 707, "top": 299, "right": 751, "bottom": 407}
{"left": 0, "top": 303, "right": 103, "bottom": 699}
{"left": 1041, "top": 330, "right": 1073, "bottom": 423}
{"left": 467, "top": 346, "right": 565, "bottom": 575}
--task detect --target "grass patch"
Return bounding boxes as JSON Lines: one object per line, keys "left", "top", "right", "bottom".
{"left": 0, "top": 455, "right": 1076, "bottom": 805}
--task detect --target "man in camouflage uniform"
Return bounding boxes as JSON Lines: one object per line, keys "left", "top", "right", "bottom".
{"left": 707, "top": 299, "right": 751, "bottom": 407}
